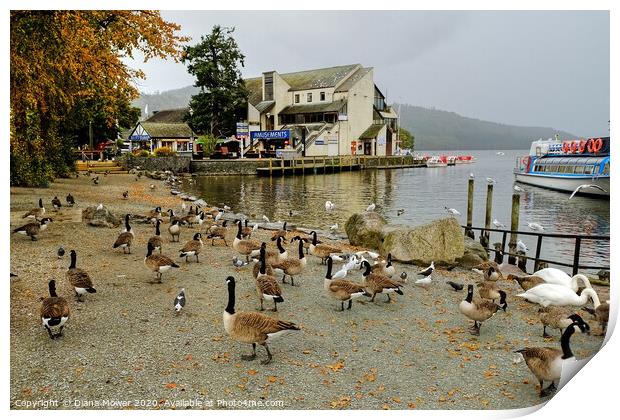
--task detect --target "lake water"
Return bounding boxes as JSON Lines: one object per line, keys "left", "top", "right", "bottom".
{"left": 182, "top": 150, "right": 610, "bottom": 273}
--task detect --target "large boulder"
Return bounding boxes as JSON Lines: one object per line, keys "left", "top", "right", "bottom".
{"left": 82, "top": 205, "right": 120, "bottom": 228}
{"left": 345, "top": 212, "right": 387, "bottom": 250}
{"left": 456, "top": 237, "right": 489, "bottom": 268}
{"left": 381, "top": 217, "right": 465, "bottom": 266}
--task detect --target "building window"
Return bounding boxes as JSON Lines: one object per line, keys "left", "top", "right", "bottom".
{"left": 294, "top": 94, "right": 300, "bottom": 104}
{"left": 264, "top": 74, "right": 274, "bottom": 101}
{"left": 320, "top": 91, "right": 326, "bottom": 101}
{"left": 307, "top": 93, "right": 312, "bottom": 103}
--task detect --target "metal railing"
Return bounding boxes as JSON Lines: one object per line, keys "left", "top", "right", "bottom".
{"left": 462, "top": 225, "right": 610, "bottom": 275}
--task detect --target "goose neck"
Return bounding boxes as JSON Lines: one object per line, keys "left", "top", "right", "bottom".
{"left": 69, "top": 252, "right": 77, "bottom": 269}
{"left": 560, "top": 324, "right": 576, "bottom": 359}
{"left": 225, "top": 282, "right": 236, "bottom": 315}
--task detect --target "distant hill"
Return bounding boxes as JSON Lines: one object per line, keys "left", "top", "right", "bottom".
{"left": 133, "top": 87, "right": 575, "bottom": 150}
{"left": 396, "top": 104, "right": 576, "bottom": 151}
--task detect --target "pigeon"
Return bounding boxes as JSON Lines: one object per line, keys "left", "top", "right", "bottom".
{"left": 446, "top": 281, "right": 464, "bottom": 291}
{"left": 66, "top": 193, "right": 75, "bottom": 206}
{"left": 418, "top": 261, "right": 434, "bottom": 277}
{"left": 400, "top": 272, "right": 408, "bottom": 282}
{"left": 262, "top": 215, "right": 270, "bottom": 223}
{"left": 122, "top": 191, "right": 128, "bottom": 199}
{"left": 232, "top": 256, "right": 249, "bottom": 267}
{"left": 527, "top": 222, "right": 545, "bottom": 231}
{"left": 513, "top": 185, "right": 525, "bottom": 192}
{"left": 396, "top": 209, "right": 405, "bottom": 216}
{"left": 92, "top": 176, "right": 99, "bottom": 185}
{"left": 517, "top": 240, "right": 528, "bottom": 253}
{"left": 445, "top": 207, "right": 461, "bottom": 216}
{"left": 569, "top": 184, "right": 607, "bottom": 200}
{"left": 57, "top": 246, "right": 65, "bottom": 259}
{"left": 325, "top": 201, "right": 336, "bottom": 211}
{"left": 366, "top": 203, "right": 376, "bottom": 212}
{"left": 51, "top": 196, "right": 62, "bottom": 210}
{"left": 174, "top": 289, "right": 186, "bottom": 313}
{"left": 486, "top": 177, "right": 496, "bottom": 184}
{"left": 492, "top": 219, "right": 506, "bottom": 229}
{"left": 415, "top": 275, "right": 432, "bottom": 288}
{"left": 469, "top": 173, "right": 475, "bottom": 179}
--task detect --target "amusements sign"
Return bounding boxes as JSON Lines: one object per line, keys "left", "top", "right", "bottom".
{"left": 250, "top": 130, "right": 290, "bottom": 140}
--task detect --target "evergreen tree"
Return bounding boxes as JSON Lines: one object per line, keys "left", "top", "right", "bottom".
{"left": 182, "top": 25, "right": 248, "bottom": 137}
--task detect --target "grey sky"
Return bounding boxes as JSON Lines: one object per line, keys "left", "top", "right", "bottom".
{"left": 128, "top": 10, "right": 609, "bottom": 136}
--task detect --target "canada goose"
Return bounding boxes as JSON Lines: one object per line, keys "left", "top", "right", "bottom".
{"left": 417, "top": 261, "right": 434, "bottom": 277}
{"left": 472, "top": 261, "right": 500, "bottom": 274}
{"left": 482, "top": 266, "right": 502, "bottom": 281}
{"left": 593, "top": 302, "right": 610, "bottom": 335}
{"left": 271, "top": 236, "right": 307, "bottom": 285}
{"left": 255, "top": 246, "right": 284, "bottom": 311}
{"left": 147, "top": 206, "right": 162, "bottom": 224}
{"left": 241, "top": 219, "right": 253, "bottom": 238}
{"left": 92, "top": 176, "right": 99, "bottom": 185}
{"left": 180, "top": 211, "right": 196, "bottom": 227}
{"left": 508, "top": 273, "right": 545, "bottom": 291}
{"left": 51, "top": 196, "right": 62, "bottom": 211}
{"left": 144, "top": 242, "right": 179, "bottom": 282}
{"left": 528, "top": 268, "right": 592, "bottom": 292}
{"left": 174, "top": 288, "right": 186, "bottom": 313}
{"left": 148, "top": 220, "right": 163, "bottom": 254}
{"left": 207, "top": 220, "right": 229, "bottom": 246}
{"left": 23, "top": 198, "right": 45, "bottom": 219}
{"left": 113, "top": 215, "right": 134, "bottom": 254}
{"left": 167, "top": 209, "right": 183, "bottom": 225}
{"left": 515, "top": 319, "right": 589, "bottom": 397}
{"left": 271, "top": 221, "right": 288, "bottom": 241}
{"left": 40, "top": 280, "right": 70, "bottom": 339}
{"left": 223, "top": 276, "right": 300, "bottom": 365}
{"left": 361, "top": 260, "right": 404, "bottom": 303}
{"left": 252, "top": 237, "right": 287, "bottom": 264}
{"left": 459, "top": 284, "right": 507, "bottom": 336}
{"left": 517, "top": 284, "right": 601, "bottom": 308}
{"left": 233, "top": 220, "right": 262, "bottom": 261}
{"left": 12, "top": 217, "right": 52, "bottom": 241}
{"left": 66, "top": 250, "right": 97, "bottom": 302}
{"left": 538, "top": 308, "right": 589, "bottom": 338}
{"left": 324, "top": 257, "right": 369, "bottom": 311}
{"left": 66, "top": 193, "right": 75, "bottom": 206}
{"left": 477, "top": 279, "right": 502, "bottom": 302}
{"left": 179, "top": 232, "right": 203, "bottom": 263}
{"left": 122, "top": 191, "right": 129, "bottom": 200}
{"left": 372, "top": 253, "right": 395, "bottom": 277}
{"left": 168, "top": 220, "right": 181, "bottom": 242}
{"left": 309, "top": 231, "right": 342, "bottom": 264}
{"left": 57, "top": 246, "right": 65, "bottom": 259}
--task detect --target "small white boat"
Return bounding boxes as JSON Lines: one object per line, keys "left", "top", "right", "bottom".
{"left": 425, "top": 156, "right": 448, "bottom": 167}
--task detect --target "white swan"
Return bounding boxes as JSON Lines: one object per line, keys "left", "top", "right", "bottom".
{"left": 530, "top": 268, "right": 592, "bottom": 292}
{"left": 517, "top": 283, "right": 600, "bottom": 308}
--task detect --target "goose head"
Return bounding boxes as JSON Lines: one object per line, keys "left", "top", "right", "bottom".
{"left": 568, "top": 314, "right": 590, "bottom": 334}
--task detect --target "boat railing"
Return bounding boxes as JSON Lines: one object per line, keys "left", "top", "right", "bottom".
{"left": 461, "top": 225, "right": 610, "bottom": 276}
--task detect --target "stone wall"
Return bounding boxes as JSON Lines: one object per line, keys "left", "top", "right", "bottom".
{"left": 190, "top": 159, "right": 270, "bottom": 175}
{"left": 119, "top": 155, "right": 191, "bottom": 173}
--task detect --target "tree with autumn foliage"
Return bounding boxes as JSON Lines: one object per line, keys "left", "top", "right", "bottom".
{"left": 182, "top": 26, "right": 248, "bottom": 138}
{"left": 10, "top": 11, "right": 188, "bottom": 186}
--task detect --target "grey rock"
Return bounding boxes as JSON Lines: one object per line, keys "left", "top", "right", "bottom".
{"left": 82, "top": 205, "right": 120, "bottom": 228}
{"left": 344, "top": 212, "right": 387, "bottom": 250}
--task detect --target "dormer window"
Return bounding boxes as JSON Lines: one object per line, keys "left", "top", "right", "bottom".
{"left": 294, "top": 94, "right": 300, "bottom": 104}
{"left": 320, "top": 91, "right": 326, "bottom": 101}
{"left": 307, "top": 93, "right": 313, "bottom": 103}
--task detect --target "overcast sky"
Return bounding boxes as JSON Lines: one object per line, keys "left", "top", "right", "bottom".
{"left": 128, "top": 10, "right": 609, "bottom": 136}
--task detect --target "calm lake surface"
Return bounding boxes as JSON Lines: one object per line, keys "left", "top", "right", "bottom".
{"left": 183, "top": 150, "right": 610, "bottom": 272}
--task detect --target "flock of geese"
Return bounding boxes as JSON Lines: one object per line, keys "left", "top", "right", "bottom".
{"left": 11, "top": 182, "right": 609, "bottom": 399}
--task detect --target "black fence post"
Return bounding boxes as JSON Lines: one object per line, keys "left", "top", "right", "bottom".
{"left": 572, "top": 237, "right": 582, "bottom": 275}
{"left": 534, "top": 235, "right": 543, "bottom": 272}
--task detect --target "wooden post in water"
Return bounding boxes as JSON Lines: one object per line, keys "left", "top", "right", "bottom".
{"left": 269, "top": 158, "right": 273, "bottom": 176}
{"left": 508, "top": 193, "right": 521, "bottom": 265}
{"left": 481, "top": 183, "right": 493, "bottom": 248}
{"left": 465, "top": 179, "right": 475, "bottom": 240}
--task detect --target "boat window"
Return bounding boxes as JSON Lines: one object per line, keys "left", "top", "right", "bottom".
{"left": 584, "top": 165, "right": 594, "bottom": 175}
{"left": 603, "top": 163, "right": 610, "bottom": 175}
{"left": 574, "top": 165, "right": 585, "bottom": 174}
{"left": 547, "top": 165, "right": 557, "bottom": 172}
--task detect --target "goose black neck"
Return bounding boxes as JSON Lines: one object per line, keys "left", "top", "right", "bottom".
{"left": 39, "top": 198, "right": 43, "bottom": 208}
{"left": 560, "top": 324, "right": 576, "bottom": 359}
{"left": 146, "top": 243, "right": 154, "bottom": 257}
{"left": 326, "top": 258, "right": 333, "bottom": 279}
{"left": 69, "top": 252, "right": 77, "bottom": 269}
{"left": 312, "top": 231, "right": 317, "bottom": 246}
{"left": 259, "top": 247, "right": 266, "bottom": 275}
{"left": 125, "top": 215, "right": 130, "bottom": 231}
{"left": 48, "top": 281, "right": 57, "bottom": 298}
{"left": 155, "top": 221, "right": 160, "bottom": 235}
{"left": 387, "top": 253, "right": 392, "bottom": 267}
{"left": 225, "top": 281, "right": 236, "bottom": 314}
{"left": 298, "top": 239, "right": 304, "bottom": 259}
{"left": 362, "top": 261, "right": 371, "bottom": 276}
{"left": 277, "top": 237, "right": 285, "bottom": 253}
{"left": 466, "top": 286, "right": 474, "bottom": 303}
{"left": 244, "top": 219, "right": 248, "bottom": 227}
{"left": 237, "top": 221, "right": 242, "bottom": 239}
{"left": 283, "top": 221, "right": 287, "bottom": 231}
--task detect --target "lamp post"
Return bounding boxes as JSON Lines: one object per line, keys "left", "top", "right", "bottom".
{"left": 301, "top": 126, "right": 306, "bottom": 157}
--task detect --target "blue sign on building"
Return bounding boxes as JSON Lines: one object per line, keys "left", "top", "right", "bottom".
{"left": 129, "top": 134, "right": 150, "bottom": 141}
{"left": 250, "top": 130, "right": 290, "bottom": 140}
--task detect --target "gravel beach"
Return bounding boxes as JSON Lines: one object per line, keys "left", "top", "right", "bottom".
{"left": 9, "top": 174, "right": 607, "bottom": 410}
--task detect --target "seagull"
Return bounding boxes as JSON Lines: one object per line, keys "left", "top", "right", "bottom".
{"left": 445, "top": 207, "right": 461, "bottom": 216}
{"left": 215, "top": 211, "right": 223, "bottom": 221}
{"left": 174, "top": 289, "right": 186, "bottom": 313}
{"left": 96, "top": 203, "right": 104, "bottom": 211}
{"left": 527, "top": 222, "right": 545, "bottom": 231}
{"left": 446, "top": 281, "right": 464, "bottom": 291}
{"left": 486, "top": 177, "right": 496, "bottom": 184}
{"left": 496, "top": 151, "right": 505, "bottom": 156}
{"left": 471, "top": 268, "right": 484, "bottom": 275}
{"left": 492, "top": 219, "right": 506, "bottom": 229}
{"left": 365, "top": 251, "right": 380, "bottom": 259}
{"left": 262, "top": 215, "right": 270, "bottom": 223}
{"left": 332, "top": 266, "right": 348, "bottom": 280}
{"left": 415, "top": 275, "right": 432, "bottom": 288}
{"left": 325, "top": 201, "right": 335, "bottom": 211}
{"left": 517, "top": 240, "right": 528, "bottom": 253}
{"left": 569, "top": 184, "right": 607, "bottom": 200}
{"left": 232, "top": 256, "right": 249, "bottom": 267}
{"left": 469, "top": 173, "right": 475, "bottom": 179}
{"left": 57, "top": 246, "right": 65, "bottom": 259}
{"left": 396, "top": 209, "right": 405, "bottom": 216}
{"left": 418, "top": 261, "right": 434, "bottom": 277}
{"left": 513, "top": 185, "right": 525, "bottom": 192}
{"left": 366, "top": 203, "right": 376, "bottom": 212}
{"left": 330, "top": 254, "right": 344, "bottom": 262}
{"left": 252, "top": 223, "right": 259, "bottom": 232}
{"left": 329, "top": 223, "right": 339, "bottom": 231}
{"left": 223, "top": 205, "right": 231, "bottom": 211}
